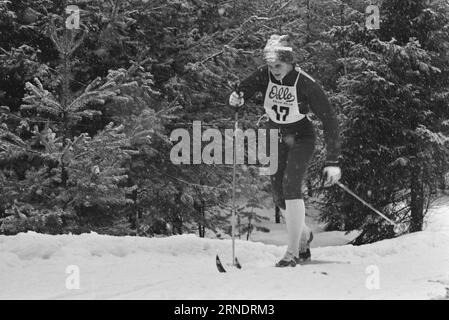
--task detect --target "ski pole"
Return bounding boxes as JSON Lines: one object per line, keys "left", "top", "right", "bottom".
{"left": 334, "top": 181, "right": 401, "bottom": 231}
{"left": 231, "top": 108, "right": 238, "bottom": 267}
{"left": 231, "top": 83, "right": 242, "bottom": 269}
{"left": 216, "top": 84, "right": 243, "bottom": 272}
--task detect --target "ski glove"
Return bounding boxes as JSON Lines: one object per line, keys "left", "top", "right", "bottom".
{"left": 229, "top": 91, "right": 244, "bottom": 107}
{"left": 322, "top": 166, "right": 341, "bottom": 187}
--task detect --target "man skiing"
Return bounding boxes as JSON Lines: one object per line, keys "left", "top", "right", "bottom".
{"left": 228, "top": 34, "right": 342, "bottom": 267}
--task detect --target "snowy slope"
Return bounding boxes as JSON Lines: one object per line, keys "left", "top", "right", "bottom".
{"left": 1, "top": 199, "right": 449, "bottom": 300}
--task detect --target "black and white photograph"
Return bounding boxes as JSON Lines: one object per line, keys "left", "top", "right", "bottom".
{"left": 0, "top": 0, "right": 448, "bottom": 305}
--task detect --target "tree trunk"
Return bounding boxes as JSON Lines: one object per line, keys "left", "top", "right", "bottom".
{"left": 246, "top": 216, "right": 252, "bottom": 240}
{"left": 275, "top": 206, "right": 281, "bottom": 223}
{"left": 61, "top": 7, "right": 70, "bottom": 189}
{"left": 410, "top": 163, "right": 424, "bottom": 232}
{"left": 306, "top": 0, "right": 311, "bottom": 43}
{"left": 198, "top": 223, "right": 204, "bottom": 238}
{"left": 197, "top": 200, "right": 205, "bottom": 238}
{"left": 130, "top": 189, "right": 139, "bottom": 230}
{"left": 173, "top": 213, "right": 183, "bottom": 234}
{"left": 439, "top": 172, "right": 446, "bottom": 191}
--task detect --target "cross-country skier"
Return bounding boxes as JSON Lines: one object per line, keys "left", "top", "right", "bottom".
{"left": 228, "top": 35, "right": 342, "bottom": 267}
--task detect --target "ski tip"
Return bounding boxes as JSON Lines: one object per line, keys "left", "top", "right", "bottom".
{"left": 216, "top": 255, "right": 227, "bottom": 273}
{"left": 234, "top": 257, "right": 242, "bottom": 269}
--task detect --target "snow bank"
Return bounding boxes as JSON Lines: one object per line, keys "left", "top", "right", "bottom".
{"left": 0, "top": 198, "right": 448, "bottom": 300}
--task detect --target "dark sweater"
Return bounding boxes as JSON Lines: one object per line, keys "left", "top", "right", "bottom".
{"left": 237, "top": 64, "right": 341, "bottom": 165}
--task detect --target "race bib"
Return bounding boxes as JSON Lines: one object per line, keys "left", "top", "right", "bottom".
{"left": 264, "top": 72, "right": 304, "bottom": 124}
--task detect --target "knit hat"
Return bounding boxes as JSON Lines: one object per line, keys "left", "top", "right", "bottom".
{"left": 263, "top": 34, "right": 293, "bottom": 63}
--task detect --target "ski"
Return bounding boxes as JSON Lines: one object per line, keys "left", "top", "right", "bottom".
{"left": 216, "top": 254, "right": 242, "bottom": 272}
{"left": 216, "top": 255, "right": 226, "bottom": 273}
{"left": 235, "top": 257, "right": 242, "bottom": 269}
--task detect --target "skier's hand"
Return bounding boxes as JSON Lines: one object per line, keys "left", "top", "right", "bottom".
{"left": 322, "top": 166, "right": 341, "bottom": 187}
{"left": 229, "top": 91, "right": 244, "bottom": 108}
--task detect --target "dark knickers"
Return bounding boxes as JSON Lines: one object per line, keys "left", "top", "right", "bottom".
{"left": 268, "top": 131, "right": 316, "bottom": 201}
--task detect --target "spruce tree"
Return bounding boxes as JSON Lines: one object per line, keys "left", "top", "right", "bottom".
{"left": 0, "top": 1, "right": 164, "bottom": 234}
{"left": 320, "top": 0, "right": 449, "bottom": 243}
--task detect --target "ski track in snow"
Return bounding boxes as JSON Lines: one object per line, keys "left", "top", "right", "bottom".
{"left": 1, "top": 199, "right": 449, "bottom": 299}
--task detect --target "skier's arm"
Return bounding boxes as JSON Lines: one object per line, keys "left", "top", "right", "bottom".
{"left": 235, "top": 67, "right": 266, "bottom": 101}
{"left": 304, "top": 77, "right": 341, "bottom": 166}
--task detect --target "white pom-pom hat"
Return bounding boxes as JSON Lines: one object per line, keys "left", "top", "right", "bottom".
{"left": 263, "top": 35, "right": 293, "bottom": 63}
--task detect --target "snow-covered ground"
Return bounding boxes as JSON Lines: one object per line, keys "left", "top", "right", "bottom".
{"left": 1, "top": 198, "right": 449, "bottom": 300}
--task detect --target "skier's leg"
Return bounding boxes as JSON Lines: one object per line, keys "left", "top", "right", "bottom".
{"left": 282, "top": 198, "right": 306, "bottom": 260}
{"left": 298, "top": 223, "right": 313, "bottom": 263}
{"left": 267, "top": 130, "right": 288, "bottom": 210}
{"left": 281, "top": 135, "right": 315, "bottom": 262}
{"left": 299, "top": 223, "right": 312, "bottom": 250}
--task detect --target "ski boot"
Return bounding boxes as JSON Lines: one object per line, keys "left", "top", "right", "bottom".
{"left": 275, "top": 258, "right": 296, "bottom": 267}
{"left": 295, "top": 231, "right": 313, "bottom": 264}
{"left": 275, "top": 252, "right": 297, "bottom": 268}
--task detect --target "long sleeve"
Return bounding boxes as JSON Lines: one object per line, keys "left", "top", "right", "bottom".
{"left": 303, "top": 77, "right": 341, "bottom": 166}
{"left": 235, "top": 67, "right": 266, "bottom": 100}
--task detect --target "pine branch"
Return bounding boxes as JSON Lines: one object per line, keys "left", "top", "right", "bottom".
{"left": 67, "top": 90, "right": 116, "bottom": 112}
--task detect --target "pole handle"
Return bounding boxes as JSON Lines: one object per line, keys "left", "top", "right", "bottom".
{"left": 230, "top": 82, "right": 243, "bottom": 113}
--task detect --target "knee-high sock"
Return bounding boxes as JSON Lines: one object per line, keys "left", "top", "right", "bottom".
{"left": 283, "top": 199, "right": 305, "bottom": 258}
